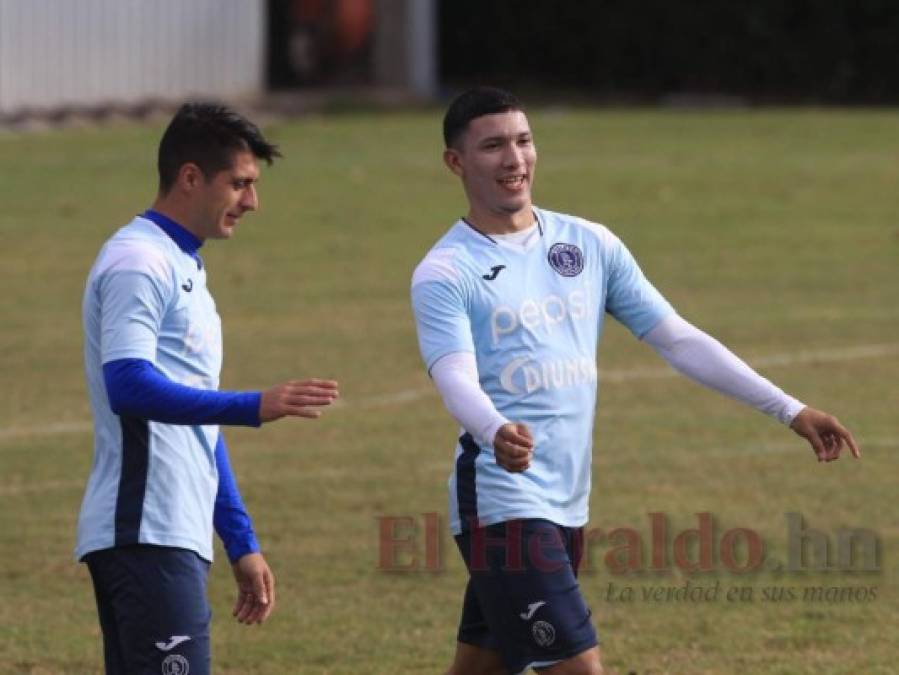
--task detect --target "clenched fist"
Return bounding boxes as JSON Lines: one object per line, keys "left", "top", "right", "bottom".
{"left": 493, "top": 422, "right": 534, "bottom": 473}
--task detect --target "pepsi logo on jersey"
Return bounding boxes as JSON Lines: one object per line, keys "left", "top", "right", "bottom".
{"left": 490, "top": 286, "right": 591, "bottom": 346}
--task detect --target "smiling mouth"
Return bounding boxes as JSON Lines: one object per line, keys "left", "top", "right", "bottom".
{"left": 498, "top": 175, "right": 527, "bottom": 189}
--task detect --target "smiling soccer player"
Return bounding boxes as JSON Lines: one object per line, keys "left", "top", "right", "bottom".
{"left": 410, "top": 87, "right": 859, "bottom": 675}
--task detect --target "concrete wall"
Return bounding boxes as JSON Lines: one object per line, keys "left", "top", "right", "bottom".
{"left": 0, "top": 0, "right": 266, "bottom": 114}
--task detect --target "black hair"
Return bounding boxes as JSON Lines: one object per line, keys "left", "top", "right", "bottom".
{"left": 157, "top": 102, "right": 281, "bottom": 194}
{"left": 442, "top": 86, "right": 524, "bottom": 148}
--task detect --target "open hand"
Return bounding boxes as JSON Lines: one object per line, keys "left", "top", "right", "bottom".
{"left": 259, "top": 379, "right": 339, "bottom": 422}
{"left": 231, "top": 552, "right": 275, "bottom": 624}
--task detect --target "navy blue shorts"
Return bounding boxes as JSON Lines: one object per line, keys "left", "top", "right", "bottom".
{"left": 85, "top": 545, "right": 211, "bottom": 675}
{"left": 455, "top": 519, "right": 599, "bottom": 674}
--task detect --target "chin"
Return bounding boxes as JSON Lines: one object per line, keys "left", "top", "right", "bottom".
{"left": 499, "top": 199, "right": 529, "bottom": 214}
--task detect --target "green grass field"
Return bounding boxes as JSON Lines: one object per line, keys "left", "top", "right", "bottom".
{"left": 0, "top": 107, "right": 896, "bottom": 674}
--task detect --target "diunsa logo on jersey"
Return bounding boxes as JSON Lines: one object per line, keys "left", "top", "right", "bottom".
{"left": 499, "top": 356, "right": 597, "bottom": 395}
{"left": 547, "top": 243, "right": 584, "bottom": 277}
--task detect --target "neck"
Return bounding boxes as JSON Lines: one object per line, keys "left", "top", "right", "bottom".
{"left": 465, "top": 204, "right": 535, "bottom": 235}
{"left": 150, "top": 197, "right": 204, "bottom": 241}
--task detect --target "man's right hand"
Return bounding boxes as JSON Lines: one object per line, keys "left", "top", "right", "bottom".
{"left": 259, "top": 379, "right": 339, "bottom": 422}
{"left": 493, "top": 423, "right": 534, "bottom": 472}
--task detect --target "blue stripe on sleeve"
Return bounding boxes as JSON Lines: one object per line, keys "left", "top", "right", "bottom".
{"left": 103, "top": 358, "right": 261, "bottom": 427}
{"left": 214, "top": 434, "right": 260, "bottom": 562}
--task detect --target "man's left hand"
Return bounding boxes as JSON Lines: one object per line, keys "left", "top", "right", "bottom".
{"left": 790, "top": 406, "right": 860, "bottom": 462}
{"left": 231, "top": 552, "right": 275, "bottom": 624}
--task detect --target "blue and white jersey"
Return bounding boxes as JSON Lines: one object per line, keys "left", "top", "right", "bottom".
{"left": 411, "top": 207, "right": 674, "bottom": 534}
{"left": 77, "top": 215, "right": 223, "bottom": 561}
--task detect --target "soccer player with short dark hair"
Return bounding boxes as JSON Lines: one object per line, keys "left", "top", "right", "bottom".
{"left": 411, "top": 87, "right": 859, "bottom": 675}
{"left": 77, "top": 102, "right": 339, "bottom": 675}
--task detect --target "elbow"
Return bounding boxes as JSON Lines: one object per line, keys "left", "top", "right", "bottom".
{"left": 102, "top": 359, "right": 145, "bottom": 417}
{"left": 105, "top": 387, "right": 133, "bottom": 417}
{"left": 107, "top": 394, "right": 124, "bottom": 416}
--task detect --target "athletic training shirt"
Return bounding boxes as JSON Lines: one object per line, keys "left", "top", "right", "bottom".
{"left": 77, "top": 214, "right": 225, "bottom": 561}
{"left": 411, "top": 207, "right": 674, "bottom": 534}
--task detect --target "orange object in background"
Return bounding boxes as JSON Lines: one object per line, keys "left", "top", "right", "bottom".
{"left": 333, "top": 0, "right": 373, "bottom": 57}
{"left": 284, "top": 0, "right": 374, "bottom": 83}
{"left": 291, "top": 0, "right": 372, "bottom": 60}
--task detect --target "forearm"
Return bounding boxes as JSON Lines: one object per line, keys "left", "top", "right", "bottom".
{"left": 643, "top": 314, "right": 805, "bottom": 425}
{"left": 214, "top": 434, "right": 260, "bottom": 562}
{"left": 431, "top": 352, "right": 509, "bottom": 447}
{"left": 103, "top": 358, "right": 261, "bottom": 426}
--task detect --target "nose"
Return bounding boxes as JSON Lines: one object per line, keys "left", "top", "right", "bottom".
{"left": 502, "top": 142, "right": 524, "bottom": 169}
{"left": 240, "top": 184, "right": 258, "bottom": 212}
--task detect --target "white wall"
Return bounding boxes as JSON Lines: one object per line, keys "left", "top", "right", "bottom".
{"left": 0, "top": 0, "right": 266, "bottom": 114}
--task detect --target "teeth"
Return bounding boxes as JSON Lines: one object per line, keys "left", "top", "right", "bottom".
{"left": 500, "top": 176, "right": 525, "bottom": 186}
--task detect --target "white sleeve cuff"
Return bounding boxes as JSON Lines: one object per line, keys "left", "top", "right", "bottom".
{"left": 643, "top": 314, "right": 806, "bottom": 425}
{"left": 430, "top": 351, "right": 509, "bottom": 446}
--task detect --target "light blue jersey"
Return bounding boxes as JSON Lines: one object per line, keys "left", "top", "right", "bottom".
{"left": 76, "top": 215, "right": 223, "bottom": 561}
{"left": 411, "top": 207, "right": 674, "bottom": 534}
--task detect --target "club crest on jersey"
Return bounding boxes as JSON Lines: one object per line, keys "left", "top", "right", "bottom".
{"left": 547, "top": 243, "right": 584, "bottom": 277}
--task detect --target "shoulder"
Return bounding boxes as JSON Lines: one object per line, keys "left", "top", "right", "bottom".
{"left": 411, "top": 223, "right": 474, "bottom": 289}
{"left": 538, "top": 207, "right": 619, "bottom": 248}
{"left": 93, "top": 218, "right": 174, "bottom": 284}
{"left": 412, "top": 246, "right": 464, "bottom": 288}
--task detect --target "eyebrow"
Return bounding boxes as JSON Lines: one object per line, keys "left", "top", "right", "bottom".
{"left": 479, "top": 131, "right": 532, "bottom": 144}
{"left": 231, "top": 170, "right": 259, "bottom": 180}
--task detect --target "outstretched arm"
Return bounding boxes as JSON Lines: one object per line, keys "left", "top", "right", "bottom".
{"left": 643, "top": 314, "right": 859, "bottom": 461}
{"left": 103, "top": 358, "right": 338, "bottom": 426}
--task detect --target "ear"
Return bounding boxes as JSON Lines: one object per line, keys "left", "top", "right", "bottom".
{"left": 175, "top": 162, "right": 205, "bottom": 192}
{"left": 443, "top": 147, "right": 464, "bottom": 178}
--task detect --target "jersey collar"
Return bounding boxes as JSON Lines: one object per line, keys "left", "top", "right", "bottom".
{"left": 460, "top": 209, "right": 544, "bottom": 245}
{"left": 142, "top": 209, "right": 204, "bottom": 269}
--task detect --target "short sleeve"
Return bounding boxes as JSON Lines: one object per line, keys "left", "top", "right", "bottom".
{"left": 411, "top": 251, "right": 475, "bottom": 371}
{"left": 98, "top": 246, "right": 174, "bottom": 363}
{"left": 605, "top": 234, "right": 675, "bottom": 338}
